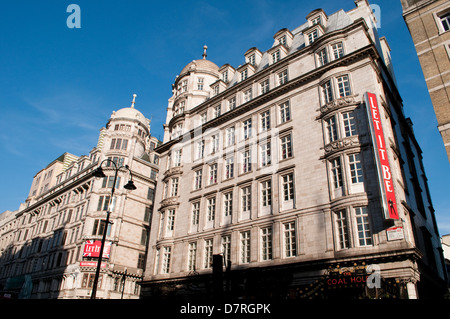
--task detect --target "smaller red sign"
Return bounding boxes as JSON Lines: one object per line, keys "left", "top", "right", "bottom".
{"left": 83, "top": 240, "right": 112, "bottom": 259}
{"left": 326, "top": 275, "right": 368, "bottom": 286}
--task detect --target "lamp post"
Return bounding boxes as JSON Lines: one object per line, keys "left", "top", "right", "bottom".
{"left": 90, "top": 159, "right": 137, "bottom": 299}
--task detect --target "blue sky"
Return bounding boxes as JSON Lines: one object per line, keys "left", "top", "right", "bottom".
{"left": 0, "top": 0, "right": 449, "bottom": 234}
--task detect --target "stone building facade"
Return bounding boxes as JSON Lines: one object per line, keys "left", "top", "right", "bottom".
{"left": 0, "top": 98, "right": 160, "bottom": 299}
{"left": 140, "top": 0, "right": 447, "bottom": 299}
{"left": 401, "top": 0, "right": 450, "bottom": 161}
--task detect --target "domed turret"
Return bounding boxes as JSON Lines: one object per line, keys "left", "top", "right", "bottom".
{"left": 110, "top": 94, "right": 150, "bottom": 128}
{"left": 179, "top": 45, "right": 219, "bottom": 77}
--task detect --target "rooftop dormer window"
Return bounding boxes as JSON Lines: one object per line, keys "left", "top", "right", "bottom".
{"left": 311, "top": 15, "right": 321, "bottom": 26}
{"left": 222, "top": 70, "right": 228, "bottom": 82}
{"left": 244, "top": 48, "right": 263, "bottom": 67}
{"left": 248, "top": 54, "right": 256, "bottom": 66}
{"left": 268, "top": 45, "right": 288, "bottom": 65}
{"left": 273, "top": 28, "right": 294, "bottom": 48}
{"left": 241, "top": 69, "right": 248, "bottom": 81}
{"left": 308, "top": 29, "right": 319, "bottom": 44}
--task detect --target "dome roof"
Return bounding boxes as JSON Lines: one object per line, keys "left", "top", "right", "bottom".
{"left": 179, "top": 58, "right": 219, "bottom": 76}
{"left": 110, "top": 106, "right": 149, "bottom": 127}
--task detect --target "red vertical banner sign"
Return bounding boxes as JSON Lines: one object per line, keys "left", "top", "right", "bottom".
{"left": 364, "top": 92, "right": 399, "bottom": 220}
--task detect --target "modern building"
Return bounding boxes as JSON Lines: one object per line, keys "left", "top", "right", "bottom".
{"left": 0, "top": 97, "right": 160, "bottom": 299}
{"left": 400, "top": 0, "right": 450, "bottom": 161}
{"left": 140, "top": 0, "right": 447, "bottom": 299}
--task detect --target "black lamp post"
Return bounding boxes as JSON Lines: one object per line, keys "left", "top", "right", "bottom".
{"left": 90, "top": 159, "right": 136, "bottom": 299}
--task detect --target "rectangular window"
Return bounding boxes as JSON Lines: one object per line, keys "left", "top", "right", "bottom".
{"left": 194, "top": 169, "right": 202, "bottom": 190}
{"left": 102, "top": 176, "right": 120, "bottom": 189}
{"left": 336, "top": 75, "right": 351, "bottom": 97}
{"left": 241, "top": 186, "right": 251, "bottom": 213}
{"left": 171, "top": 178, "right": 179, "bottom": 197}
{"left": 261, "top": 142, "right": 271, "bottom": 166}
{"left": 197, "top": 140, "right": 205, "bottom": 159}
{"left": 92, "top": 219, "right": 111, "bottom": 236}
{"left": 243, "top": 118, "right": 252, "bottom": 139}
{"left": 144, "top": 206, "right": 152, "bottom": 223}
{"left": 348, "top": 154, "right": 364, "bottom": 184}
{"left": 243, "top": 88, "right": 252, "bottom": 103}
{"left": 318, "top": 48, "right": 328, "bottom": 66}
{"left": 308, "top": 29, "right": 319, "bottom": 43}
{"left": 173, "top": 149, "right": 182, "bottom": 167}
{"left": 222, "top": 71, "right": 228, "bottom": 83}
{"left": 322, "top": 80, "right": 333, "bottom": 103}
{"left": 248, "top": 54, "right": 256, "bottom": 65}
{"left": 204, "top": 239, "right": 213, "bottom": 269}
{"left": 224, "top": 192, "right": 233, "bottom": 217}
{"left": 284, "top": 222, "right": 297, "bottom": 257}
{"left": 326, "top": 116, "right": 338, "bottom": 142}
{"left": 201, "top": 112, "right": 207, "bottom": 124}
{"left": 355, "top": 207, "right": 372, "bottom": 246}
{"left": 342, "top": 111, "right": 357, "bottom": 137}
{"left": 280, "top": 101, "right": 291, "bottom": 123}
{"left": 282, "top": 173, "right": 294, "bottom": 201}
{"left": 214, "top": 105, "right": 221, "bottom": 118}
{"left": 221, "top": 235, "right": 231, "bottom": 266}
{"left": 140, "top": 228, "right": 149, "bottom": 246}
{"left": 228, "top": 97, "right": 236, "bottom": 110}
{"left": 261, "top": 180, "right": 272, "bottom": 207}
{"left": 226, "top": 126, "right": 235, "bottom": 146}
{"left": 225, "top": 156, "right": 234, "bottom": 179}
{"left": 240, "top": 231, "right": 251, "bottom": 263}
{"left": 336, "top": 210, "right": 349, "bottom": 249}
{"left": 209, "top": 163, "right": 218, "bottom": 185}
{"left": 197, "top": 78, "right": 204, "bottom": 90}
{"left": 261, "top": 226, "right": 272, "bottom": 261}
{"left": 440, "top": 12, "right": 450, "bottom": 31}
{"left": 312, "top": 16, "right": 321, "bottom": 25}
{"left": 162, "top": 247, "right": 171, "bottom": 274}
{"left": 278, "top": 70, "right": 288, "bottom": 85}
{"left": 192, "top": 202, "right": 200, "bottom": 226}
{"left": 188, "top": 242, "right": 197, "bottom": 271}
{"left": 211, "top": 134, "right": 219, "bottom": 153}
{"left": 272, "top": 49, "right": 280, "bottom": 63}
{"left": 260, "top": 110, "right": 270, "bottom": 132}
{"left": 166, "top": 209, "right": 175, "bottom": 233}
{"left": 331, "top": 158, "right": 343, "bottom": 189}
{"left": 260, "top": 79, "right": 270, "bottom": 94}
{"left": 241, "top": 69, "right": 248, "bottom": 81}
{"left": 243, "top": 149, "right": 252, "bottom": 173}
{"left": 97, "top": 196, "right": 111, "bottom": 211}
{"left": 207, "top": 197, "right": 216, "bottom": 222}
{"left": 281, "top": 135, "right": 293, "bottom": 159}
{"left": 331, "top": 42, "right": 344, "bottom": 59}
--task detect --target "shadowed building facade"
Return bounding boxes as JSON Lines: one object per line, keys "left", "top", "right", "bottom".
{"left": 401, "top": 0, "right": 450, "bottom": 161}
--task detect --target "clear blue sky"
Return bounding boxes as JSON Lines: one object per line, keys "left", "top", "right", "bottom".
{"left": 0, "top": 0, "right": 449, "bottom": 234}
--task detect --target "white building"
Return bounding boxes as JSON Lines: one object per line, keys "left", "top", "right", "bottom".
{"left": 140, "top": 1, "right": 447, "bottom": 299}
{"left": 0, "top": 97, "right": 160, "bottom": 299}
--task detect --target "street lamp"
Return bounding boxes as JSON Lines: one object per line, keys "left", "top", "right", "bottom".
{"left": 90, "top": 159, "right": 137, "bottom": 299}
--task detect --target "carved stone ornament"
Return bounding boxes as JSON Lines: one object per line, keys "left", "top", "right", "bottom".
{"left": 164, "top": 166, "right": 183, "bottom": 177}
{"left": 160, "top": 197, "right": 180, "bottom": 209}
{"left": 324, "top": 135, "right": 360, "bottom": 155}
{"left": 320, "top": 94, "right": 359, "bottom": 116}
